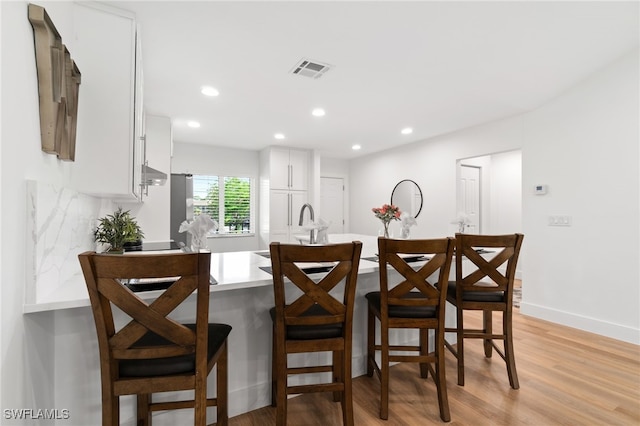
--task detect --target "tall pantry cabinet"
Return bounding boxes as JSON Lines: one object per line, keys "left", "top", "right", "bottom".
{"left": 259, "top": 147, "right": 310, "bottom": 248}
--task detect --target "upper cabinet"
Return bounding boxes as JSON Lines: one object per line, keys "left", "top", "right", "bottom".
{"left": 71, "top": 3, "right": 144, "bottom": 201}
{"left": 268, "top": 147, "right": 309, "bottom": 191}
{"left": 259, "top": 147, "right": 311, "bottom": 248}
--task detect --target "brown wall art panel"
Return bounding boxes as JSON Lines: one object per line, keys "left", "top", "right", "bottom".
{"left": 28, "top": 3, "right": 81, "bottom": 161}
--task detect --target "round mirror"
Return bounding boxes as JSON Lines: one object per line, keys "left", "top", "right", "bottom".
{"left": 391, "top": 179, "right": 423, "bottom": 218}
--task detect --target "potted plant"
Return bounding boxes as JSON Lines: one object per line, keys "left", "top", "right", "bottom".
{"left": 94, "top": 207, "right": 144, "bottom": 253}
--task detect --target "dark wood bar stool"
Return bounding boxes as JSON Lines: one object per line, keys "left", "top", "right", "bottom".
{"left": 444, "top": 233, "right": 524, "bottom": 389}
{"left": 366, "top": 237, "right": 455, "bottom": 422}
{"left": 78, "top": 251, "right": 231, "bottom": 426}
{"left": 269, "top": 241, "right": 362, "bottom": 426}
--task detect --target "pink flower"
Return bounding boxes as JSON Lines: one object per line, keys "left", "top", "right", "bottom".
{"left": 371, "top": 203, "right": 401, "bottom": 223}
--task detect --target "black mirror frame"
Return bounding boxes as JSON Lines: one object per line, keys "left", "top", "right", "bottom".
{"left": 390, "top": 179, "right": 423, "bottom": 219}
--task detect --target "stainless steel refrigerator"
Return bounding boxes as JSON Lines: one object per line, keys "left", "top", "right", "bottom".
{"left": 170, "top": 173, "right": 193, "bottom": 246}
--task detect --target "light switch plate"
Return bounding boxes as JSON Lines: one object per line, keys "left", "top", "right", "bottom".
{"left": 548, "top": 215, "right": 572, "bottom": 226}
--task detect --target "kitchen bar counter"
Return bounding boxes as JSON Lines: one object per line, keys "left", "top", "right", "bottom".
{"left": 23, "top": 234, "right": 379, "bottom": 313}
{"left": 26, "top": 234, "right": 397, "bottom": 424}
{"left": 24, "top": 234, "right": 465, "bottom": 425}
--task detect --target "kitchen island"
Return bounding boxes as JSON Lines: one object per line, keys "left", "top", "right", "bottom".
{"left": 26, "top": 234, "right": 427, "bottom": 425}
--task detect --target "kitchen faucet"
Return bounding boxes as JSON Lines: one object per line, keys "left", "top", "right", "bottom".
{"left": 298, "top": 203, "right": 316, "bottom": 244}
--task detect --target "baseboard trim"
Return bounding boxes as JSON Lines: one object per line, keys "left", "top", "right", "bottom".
{"left": 520, "top": 302, "right": 640, "bottom": 345}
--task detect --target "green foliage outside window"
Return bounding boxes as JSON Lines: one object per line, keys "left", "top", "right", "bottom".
{"left": 193, "top": 175, "right": 252, "bottom": 234}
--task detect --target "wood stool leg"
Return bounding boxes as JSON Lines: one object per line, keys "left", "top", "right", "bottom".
{"left": 343, "top": 347, "right": 354, "bottom": 426}
{"left": 271, "top": 325, "right": 277, "bottom": 407}
{"left": 216, "top": 342, "right": 229, "bottom": 426}
{"left": 333, "top": 350, "right": 343, "bottom": 402}
{"left": 435, "top": 333, "right": 451, "bottom": 422}
{"left": 419, "top": 327, "right": 429, "bottom": 378}
{"left": 104, "top": 387, "right": 119, "bottom": 426}
{"left": 504, "top": 311, "right": 520, "bottom": 389}
{"left": 136, "top": 394, "right": 150, "bottom": 426}
{"left": 483, "top": 310, "right": 493, "bottom": 358}
{"left": 456, "top": 307, "right": 465, "bottom": 386}
{"left": 275, "top": 349, "right": 287, "bottom": 426}
{"left": 367, "top": 307, "right": 375, "bottom": 377}
{"left": 380, "top": 322, "right": 389, "bottom": 420}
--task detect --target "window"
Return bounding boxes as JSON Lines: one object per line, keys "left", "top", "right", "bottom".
{"left": 192, "top": 175, "right": 255, "bottom": 235}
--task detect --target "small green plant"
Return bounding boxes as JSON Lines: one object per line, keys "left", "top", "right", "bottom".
{"left": 94, "top": 207, "right": 144, "bottom": 252}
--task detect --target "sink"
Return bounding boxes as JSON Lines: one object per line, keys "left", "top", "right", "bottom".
{"left": 293, "top": 234, "right": 329, "bottom": 245}
{"left": 293, "top": 234, "right": 312, "bottom": 245}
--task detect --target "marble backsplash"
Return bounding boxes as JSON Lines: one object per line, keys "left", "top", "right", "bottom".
{"left": 26, "top": 180, "right": 112, "bottom": 304}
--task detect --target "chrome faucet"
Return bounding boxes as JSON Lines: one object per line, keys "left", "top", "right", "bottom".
{"left": 298, "top": 203, "right": 316, "bottom": 244}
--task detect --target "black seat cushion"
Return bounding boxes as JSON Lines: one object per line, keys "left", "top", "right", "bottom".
{"left": 269, "top": 304, "right": 343, "bottom": 340}
{"left": 365, "top": 291, "right": 437, "bottom": 318}
{"left": 447, "top": 281, "right": 505, "bottom": 303}
{"left": 119, "top": 323, "right": 232, "bottom": 378}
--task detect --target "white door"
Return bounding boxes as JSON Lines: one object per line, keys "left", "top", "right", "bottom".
{"left": 458, "top": 165, "right": 480, "bottom": 233}
{"left": 320, "top": 177, "right": 344, "bottom": 234}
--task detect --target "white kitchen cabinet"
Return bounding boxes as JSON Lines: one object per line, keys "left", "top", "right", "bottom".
{"left": 269, "top": 147, "right": 309, "bottom": 191}
{"left": 259, "top": 147, "right": 311, "bottom": 247}
{"left": 71, "top": 3, "right": 144, "bottom": 201}
{"left": 268, "top": 189, "right": 309, "bottom": 243}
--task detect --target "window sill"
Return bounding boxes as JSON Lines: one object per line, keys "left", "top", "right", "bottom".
{"left": 207, "top": 233, "right": 256, "bottom": 239}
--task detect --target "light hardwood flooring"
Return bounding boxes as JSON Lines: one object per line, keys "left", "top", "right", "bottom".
{"left": 225, "top": 308, "right": 640, "bottom": 425}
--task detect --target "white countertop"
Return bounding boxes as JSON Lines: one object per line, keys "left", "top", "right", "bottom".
{"left": 23, "top": 234, "right": 380, "bottom": 313}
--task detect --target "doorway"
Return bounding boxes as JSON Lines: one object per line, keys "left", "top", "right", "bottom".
{"left": 456, "top": 150, "right": 523, "bottom": 276}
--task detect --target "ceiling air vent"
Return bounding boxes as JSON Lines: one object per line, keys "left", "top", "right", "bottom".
{"left": 290, "top": 58, "right": 333, "bottom": 79}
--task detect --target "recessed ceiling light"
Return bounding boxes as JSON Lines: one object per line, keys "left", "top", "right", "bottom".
{"left": 352, "top": 144, "right": 361, "bottom": 150}
{"left": 201, "top": 86, "right": 219, "bottom": 97}
{"left": 312, "top": 108, "right": 326, "bottom": 117}
{"left": 401, "top": 127, "right": 413, "bottom": 135}
{"left": 274, "top": 133, "right": 285, "bottom": 140}
{"left": 187, "top": 121, "right": 201, "bottom": 128}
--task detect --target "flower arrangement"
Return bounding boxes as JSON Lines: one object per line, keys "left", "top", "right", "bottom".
{"left": 400, "top": 211, "right": 417, "bottom": 239}
{"left": 451, "top": 212, "right": 471, "bottom": 233}
{"left": 179, "top": 214, "right": 218, "bottom": 252}
{"left": 372, "top": 203, "right": 401, "bottom": 238}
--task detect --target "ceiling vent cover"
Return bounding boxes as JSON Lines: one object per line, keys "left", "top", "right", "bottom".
{"left": 290, "top": 58, "right": 333, "bottom": 79}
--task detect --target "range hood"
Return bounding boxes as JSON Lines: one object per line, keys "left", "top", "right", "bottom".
{"left": 142, "top": 164, "right": 167, "bottom": 186}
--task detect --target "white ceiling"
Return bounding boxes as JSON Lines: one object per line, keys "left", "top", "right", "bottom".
{"left": 112, "top": 1, "right": 639, "bottom": 159}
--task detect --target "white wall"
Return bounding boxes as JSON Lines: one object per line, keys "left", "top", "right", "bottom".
{"left": 488, "top": 150, "right": 522, "bottom": 235}
{"left": 522, "top": 49, "right": 639, "bottom": 342}
{"left": 349, "top": 49, "right": 639, "bottom": 344}
{"left": 171, "top": 142, "right": 260, "bottom": 252}
{"left": 2, "top": 2, "right": 76, "bottom": 420}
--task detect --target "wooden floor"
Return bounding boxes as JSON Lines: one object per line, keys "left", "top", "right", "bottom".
{"left": 226, "top": 309, "right": 640, "bottom": 425}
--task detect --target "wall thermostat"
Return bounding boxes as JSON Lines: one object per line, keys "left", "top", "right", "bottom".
{"left": 534, "top": 184, "right": 547, "bottom": 195}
